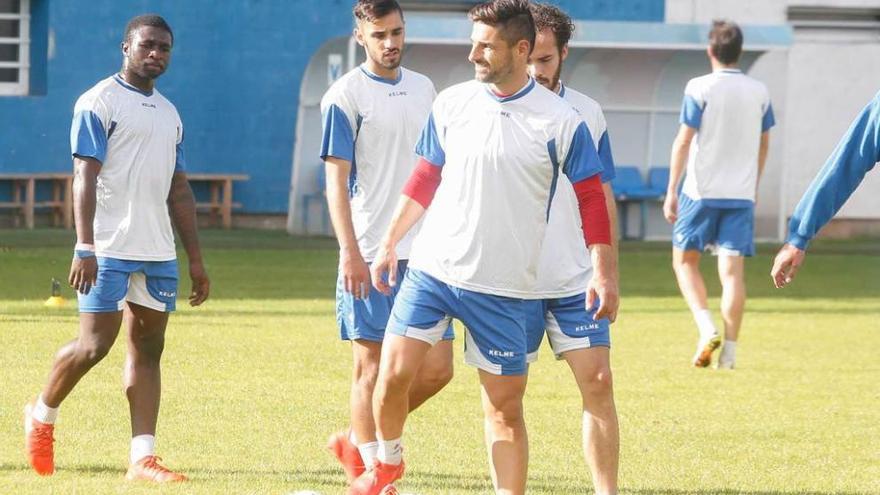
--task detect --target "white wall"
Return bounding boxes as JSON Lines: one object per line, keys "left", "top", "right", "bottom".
{"left": 782, "top": 41, "right": 880, "bottom": 221}
{"left": 666, "top": 0, "right": 788, "bottom": 25}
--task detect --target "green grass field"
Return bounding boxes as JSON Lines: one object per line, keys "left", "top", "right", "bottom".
{"left": 1, "top": 229, "right": 878, "bottom": 495}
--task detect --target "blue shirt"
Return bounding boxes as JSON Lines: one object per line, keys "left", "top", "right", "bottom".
{"left": 787, "top": 91, "right": 880, "bottom": 249}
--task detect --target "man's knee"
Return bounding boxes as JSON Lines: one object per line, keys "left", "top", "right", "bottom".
{"left": 482, "top": 380, "right": 526, "bottom": 427}
{"left": 420, "top": 345, "right": 454, "bottom": 390}
{"left": 673, "top": 250, "right": 699, "bottom": 271}
{"left": 418, "top": 361, "right": 454, "bottom": 394}
{"left": 73, "top": 338, "right": 114, "bottom": 367}
{"left": 130, "top": 328, "right": 166, "bottom": 361}
{"left": 352, "top": 352, "right": 381, "bottom": 391}
{"left": 485, "top": 398, "right": 524, "bottom": 428}
{"left": 580, "top": 365, "right": 614, "bottom": 400}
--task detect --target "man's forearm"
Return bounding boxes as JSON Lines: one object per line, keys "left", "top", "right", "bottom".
{"left": 590, "top": 243, "right": 617, "bottom": 285}
{"left": 668, "top": 140, "right": 689, "bottom": 195}
{"left": 325, "top": 173, "right": 361, "bottom": 257}
{"left": 602, "top": 182, "right": 619, "bottom": 250}
{"left": 72, "top": 158, "right": 98, "bottom": 245}
{"left": 757, "top": 132, "right": 770, "bottom": 191}
{"left": 381, "top": 196, "right": 427, "bottom": 250}
{"left": 168, "top": 172, "right": 203, "bottom": 263}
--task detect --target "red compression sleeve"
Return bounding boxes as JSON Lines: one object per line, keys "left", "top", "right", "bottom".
{"left": 572, "top": 174, "right": 611, "bottom": 247}
{"left": 402, "top": 158, "right": 442, "bottom": 208}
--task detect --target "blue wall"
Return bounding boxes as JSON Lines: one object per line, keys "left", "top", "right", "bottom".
{"left": 0, "top": 0, "right": 355, "bottom": 213}
{"left": 0, "top": 0, "right": 662, "bottom": 214}
{"left": 554, "top": 0, "right": 664, "bottom": 22}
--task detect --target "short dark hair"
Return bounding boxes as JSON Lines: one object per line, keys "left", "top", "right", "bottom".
{"left": 124, "top": 14, "right": 173, "bottom": 44}
{"left": 469, "top": 0, "right": 536, "bottom": 51}
{"left": 354, "top": 0, "right": 404, "bottom": 23}
{"left": 709, "top": 20, "right": 743, "bottom": 65}
{"left": 530, "top": 2, "right": 574, "bottom": 53}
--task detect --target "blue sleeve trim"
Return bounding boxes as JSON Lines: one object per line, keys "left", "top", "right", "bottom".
{"left": 415, "top": 113, "right": 446, "bottom": 166}
{"left": 597, "top": 130, "right": 616, "bottom": 183}
{"left": 546, "top": 139, "right": 561, "bottom": 221}
{"left": 786, "top": 233, "right": 810, "bottom": 250}
{"left": 787, "top": 95, "right": 880, "bottom": 247}
{"left": 680, "top": 95, "right": 703, "bottom": 129}
{"left": 562, "top": 122, "right": 603, "bottom": 183}
{"left": 320, "top": 104, "right": 355, "bottom": 162}
{"left": 70, "top": 110, "right": 107, "bottom": 163}
{"left": 762, "top": 103, "right": 776, "bottom": 132}
{"left": 175, "top": 141, "right": 186, "bottom": 172}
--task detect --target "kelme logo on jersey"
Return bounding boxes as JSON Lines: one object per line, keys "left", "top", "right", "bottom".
{"left": 142, "top": 102, "right": 157, "bottom": 108}
{"left": 158, "top": 290, "right": 176, "bottom": 298}
{"left": 388, "top": 91, "right": 408, "bottom": 98}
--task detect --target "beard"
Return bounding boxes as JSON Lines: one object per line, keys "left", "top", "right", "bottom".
{"left": 534, "top": 61, "right": 562, "bottom": 92}
{"left": 474, "top": 55, "right": 513, "bottom": 84}
{"left": 371, "top": 48, "right": 402, "bottom": 71}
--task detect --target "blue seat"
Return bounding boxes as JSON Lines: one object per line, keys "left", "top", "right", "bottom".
{"left": 301, "top": 165, "right": 330, "bottom": 235}
{"left": 611, "top": 166, "right": 658, "bottom": 200}
{"left": 646, "top": 166, "right": 670, "bottom": 198}
{"left": 610, "top": 166, "right": 663, "bottom": 240}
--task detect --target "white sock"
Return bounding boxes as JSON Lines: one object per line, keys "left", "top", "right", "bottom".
{"left": 32, "top": 395, "right": 59, "bottom": 424}
{"left": 130, "top": 434, "right": 156, "bottom": 465}
{"left": 692, "top": 309, "right": 718, "bottom": 339}
{"left": 720, "top": 340, "right": 737, "bottom": 363}
{"left": 358, "top": 441, "right": 379, "bottom": 468}
{"left": 377, "top": 438, "right": 402, "bottom": 466}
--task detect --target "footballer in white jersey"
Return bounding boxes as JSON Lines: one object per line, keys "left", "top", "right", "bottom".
{"left": 523, "top": 4, "right": 622, "bottom": 494}
{"left": 25, "top": 15, "right": 208, "bottom": 482}
{"left": 664, "top": 20, "right": 775, "bottom": 370}
{"left": 320, "top": 1, "right": 453, "bottom": 488}
{"left": 357, "top": 3, "right": 618, "bottom": 494}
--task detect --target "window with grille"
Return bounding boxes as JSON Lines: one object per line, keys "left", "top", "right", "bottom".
{"left": 0, "top": 0, "right": 29, "bottom": 96}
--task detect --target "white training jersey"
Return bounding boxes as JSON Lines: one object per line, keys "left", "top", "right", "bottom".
{"left": 408, "top": 78, "right": 604, "bottom": 298}
{"left": 680, "top": 69, "right": 775, "bottom": 205}
{"left": 534, "top": 83, "right": 617, "bottom": 298}
{"left": 320, "top": 65, "right": 435, "bottom": 262}
{"left": 71, "top": 74, "right": 184, "bottom": 261}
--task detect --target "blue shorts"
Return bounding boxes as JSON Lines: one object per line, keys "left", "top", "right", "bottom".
{"left": 77, "top": 257, "right": 178, "bottom": 313}
{"left": 336, "top": 260, "right": 454, "bottom": 343}
{"left": 388, "top": 268, "right": 529, "bottom": 376}
{"left": 525, "top": 293, "right": 610, "bottom": 361}
{"left": 673, "top": 194, "right": 755, "bottom": 256}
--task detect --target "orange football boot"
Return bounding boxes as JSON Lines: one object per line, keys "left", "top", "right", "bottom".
{"left": 693, "top": 335, "right": 722, "bottom": 368}
{"left": 328, "top": 430, "right": 366, "bottom": 482}
{"left": 24, "top": 402, "right": 55, "bottom": 476}
{"left": 125, "top": 455, "right": 188, "bottom": 483}
{"left": 346, "top": 459, "right": 404, "bottom": 495}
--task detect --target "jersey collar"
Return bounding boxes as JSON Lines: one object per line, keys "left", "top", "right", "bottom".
{"left": 113, "top": 74, "right": 154, "bottom": 97}
{"left": 714, "top": 68, "right": 742, "bottom": 74}
{"left": 360, "top": 64, "right": 403, "bottom": 86}
{"left": 484, "top": 78, "right": 536, "bottom": 103}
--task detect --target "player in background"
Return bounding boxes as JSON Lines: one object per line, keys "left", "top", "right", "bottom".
{"left": 772, "top": 91, "right": 880, "bottom": 287}
{"left": 320, "top": 0, "right": 454, "bottom": 483}
{"left": 664, "top": 20, "right": 775, "bottom": 370}
{"left": 24, "top": 15, "right": 209, "bottom": 482}
{"left": 350, "top": 1, "right": 618, "bottom": 494}
{"left": 525, "top": 3, "right": 620, "bottom": 494}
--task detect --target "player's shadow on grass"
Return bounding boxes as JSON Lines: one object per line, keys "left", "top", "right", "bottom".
{"left": 629, "top": 489, "right": 871, "bottom": 495}
{"left": 0, "top": 462, "right": 122, "bottom": 475}
{"left": 625, "top": 306, "right": 880, "bottom": 315}
{"left": 185, "top": 466, "right": 343, "bottom": 485}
